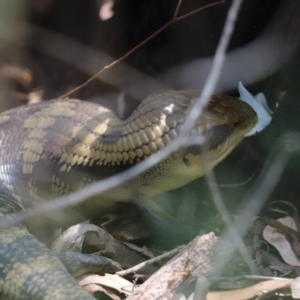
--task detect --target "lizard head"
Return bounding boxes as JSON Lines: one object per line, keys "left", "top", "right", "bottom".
{"left": 138, "top": 89, "right": 259, "bottom": 195}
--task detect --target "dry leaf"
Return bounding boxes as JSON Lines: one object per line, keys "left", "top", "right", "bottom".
{"left": 263, "top": 216, "right": 300, "bottom": 266}
{"left": 206, "top": 279, "right": 292, "bottom": 300}
{"left": 83, "top": 283, "right": 121, "bottom": 300}
{"left": 79, "top": 273, "right": 133, "bottom": 296}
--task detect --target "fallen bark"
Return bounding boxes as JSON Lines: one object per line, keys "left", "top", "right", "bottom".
{"left": 126, "top": 232, "right": 235, "bottom": 300}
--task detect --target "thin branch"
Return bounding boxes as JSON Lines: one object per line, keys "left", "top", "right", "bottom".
{"left": 203, "top": 152, "right": 258, "bottom": 274}
{"left": 216, "top": 275, "right": 292, "bottom": 281}
{"left": 174, "top": 0, "right": 183, "bottom": 18}
{"left": 60, "top": 0, "right": 224, "bottom": 99}
{"left": 182, "top": 0, "right": 243, "bottom": 134}
{"left": 212, "top": 173, "right": 256, "bottom": 187}
{"left": 182, "top": 0, "right": 256, "bottom": 274}
{"left": 117, "top": 246, "right": 183, "bottom": 277}
{"left": 223, "top": 148, "right": 290, "bottom": 242}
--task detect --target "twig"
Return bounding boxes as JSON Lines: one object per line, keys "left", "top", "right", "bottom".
{"left": 60, "top": 0, "right": 224, "bottom": 99}
{"left": 173, "top": 0, "right": 183, "bottom": 18}
{"left": 181, "top": 0, "right": 243, "bottom": 134}
{"left": 221, "top": 144, "right": 291, "bottom": 259}
{"left": 196, "top": 2, "right": 255, "bottom": 268}
{"left": 176, "top": 0, "right": 258, "bottom": 275}
{"left": 212, "top": 172, "right": 256, "bottom": 187}
{"left": 117, "top": 246, "right": 183, "bottom": 277}
{"left": 268, "top": 200, "right": 300, "bottom": 232}
{"left": 203, "top": 151, "right": 258, "bottom": 274}
{"left": 215, "top": 275, "right": 291, "bottom": 281}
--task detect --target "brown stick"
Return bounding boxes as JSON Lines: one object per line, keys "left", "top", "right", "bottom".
{"left": 60, "top": 0, "right": 224, "bottom": 99}
{"left": 126, "top": 232, "right": 235, "bottom": 300}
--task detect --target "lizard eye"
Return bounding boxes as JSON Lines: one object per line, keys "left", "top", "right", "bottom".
{"left": 183, "top": 157, "right": 191, "bottom": 167}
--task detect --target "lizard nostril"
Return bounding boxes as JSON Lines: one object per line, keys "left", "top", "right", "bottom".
{"left": 231, "top": 121, "right": 238, "bottom": 128}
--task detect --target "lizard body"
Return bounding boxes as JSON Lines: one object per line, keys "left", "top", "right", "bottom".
{"left": 0, "top": 90, "right": 257, "bottom": 299}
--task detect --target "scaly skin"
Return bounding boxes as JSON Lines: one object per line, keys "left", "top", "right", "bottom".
{"left": 0, "top": 90, "right": 257, "bottom": 299}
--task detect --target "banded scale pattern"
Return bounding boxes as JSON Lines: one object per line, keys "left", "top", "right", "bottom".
{"left": 0, "top": 89, "right": 257, "bottom": 299}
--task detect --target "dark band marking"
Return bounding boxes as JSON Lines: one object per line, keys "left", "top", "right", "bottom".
{"left": 204, "top": 124, "right": 233, "bottom": 151}
{"left": 185, "top": 124, "right": 234, "bottom": 156}
{"left": 100, "top": 130, "right": 124, "bottom": 144}
{"left": 185, "top": 144, "right": 201, "bottom": 156}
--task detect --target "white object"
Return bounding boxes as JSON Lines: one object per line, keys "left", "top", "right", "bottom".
{"left": 238, "top": 81, "right": 273, "bottom": 136}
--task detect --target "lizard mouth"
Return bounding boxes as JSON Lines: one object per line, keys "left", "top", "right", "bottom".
{"left": 185, "top": 112, "right": 257, "bottom": 168}
{"left": 203, "top": 82, "right": 273, "bottom": 165}
{"left": 203, "top": 111, "right": 257, "bottom": 170}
